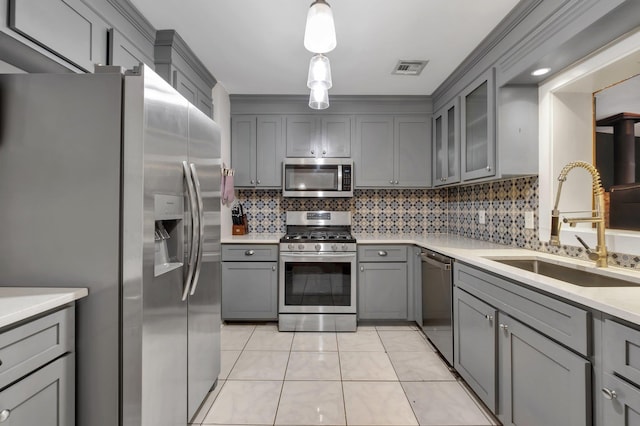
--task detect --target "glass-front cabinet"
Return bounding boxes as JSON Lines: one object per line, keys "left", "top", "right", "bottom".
{"left": 460, "top": 68, "right": 495, "bottom": 181}
{"left": 433, "top": 98, "right": 460, "bottom": 186}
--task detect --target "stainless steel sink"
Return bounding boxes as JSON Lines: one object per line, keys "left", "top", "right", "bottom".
{"left": 488, "top": 258, "right": 639, "bottom": 287}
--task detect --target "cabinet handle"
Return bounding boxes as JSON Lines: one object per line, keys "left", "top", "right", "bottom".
{"left": 360, "top": 266, "right": 364, "bottom": 272}
{"left": 601, "top": 388, "right": 617, "bottom": 400}
{"left": 499, "top": 323, "right": 508, "bottom": 331}
{"left": 394, "top": 180, "right": 399, "bottom": 184}
{"left": 378, "top": 251, "right": 388, "bottom": 257}
{"left": 0, "top": 409, "right": 10, "bottom": 422}
{"left": 311, "top": 150, "right": 315, "bottom": 155}
{"left": 250, "top": 179, "right": 255, "bottom": 184}
{"left": 389, "top": 180, "right": 393, "bottom": 184}
{"left": 486, "top": 166, "right": 492, "bottom": 172}
{"left": 245, "top": 250, "right": 255, "bottom": 256}
{"left": 485, "top": 314, "right": 493, "bottom": 322}
{"left": 322, "top": 150, "right": 326, "bottom": 155}
{"left": 257, "top": 180, "right": 261, "bottom": 184}
{"left": 272, "top": 265, "right": 276, "bottom": 271}
{"left": 443, "top": 177, "right": 447, "bottom": 182}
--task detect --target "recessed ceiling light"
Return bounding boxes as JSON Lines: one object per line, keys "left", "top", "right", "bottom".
{"left": 531, "top": 67, "right": 551, "bottom": 77}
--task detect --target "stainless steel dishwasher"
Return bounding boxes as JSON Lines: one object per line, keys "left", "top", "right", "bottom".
{"left": 420, "top": 249, "right": 454, "bottom": 365}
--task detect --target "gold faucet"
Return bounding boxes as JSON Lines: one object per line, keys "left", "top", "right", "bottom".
{"left": 550, "top": 161, "right": 608, "bottom": 267}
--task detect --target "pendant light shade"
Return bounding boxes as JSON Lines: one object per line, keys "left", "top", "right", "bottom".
{"left": 307, "top": 54, "right": 332, "bottom": 90}
{"left": 304, "top": 0, "right": 336, "bottom": 54}
{"left": 309, "top": 86, "right": 329, "bottom": 110}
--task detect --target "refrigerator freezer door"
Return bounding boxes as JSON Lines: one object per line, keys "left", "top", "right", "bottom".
{"left": 186, "top": 105, "right": 222, "bottom": 420}
{"left": 121, "top": 65, "right": 190, "bottom": 426}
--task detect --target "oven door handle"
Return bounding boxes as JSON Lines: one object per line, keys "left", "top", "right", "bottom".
{"left": 281, "top": 252, "right": 356, "bottom": 260}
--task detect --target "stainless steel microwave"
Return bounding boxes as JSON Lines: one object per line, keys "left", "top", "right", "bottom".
{"left": 282, "top": 158, "right": 353, "bottom": 197}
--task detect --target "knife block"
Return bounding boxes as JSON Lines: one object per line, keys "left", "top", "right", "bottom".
{"left": 232, "top": 214, "right": 248, "bottom": 235}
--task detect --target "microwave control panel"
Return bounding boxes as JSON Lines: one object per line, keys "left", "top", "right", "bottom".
{"left": 342, "top": 165, "right": 352, "bottom": 191}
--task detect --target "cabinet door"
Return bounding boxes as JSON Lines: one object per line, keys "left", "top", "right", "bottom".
{"left": 498, "top": 314, "right": 590, "bottom": 426}
{"left": 0, "top": 353, "right": 74, "bottom": 426}
{"left": 286, "top": 115, "right": 317, "bottom": 157}
{"left": 433, "top": 99, "right": 460, "bottom": 186}
{"left": 108, "top": 29, "right": 154, "bottom": 71}
{"left": 321, "top": 115, "right": 351, "bottom": 157}
{"left": 358, "top": 262, "right": 407, "bottom": 320}
{"left": 196, "top": 89, "right": 213, "bottom": 118}
{"left": 601, "top": 372, "right": 640, "bottom": 425}
{"left": 222, "top": 261, "right": 278, "bottom": 320}
{"left": 172, "top": 69, "right": 197, "bottom": 105}
{"left": 395, "top": 116, "right": 431, "bottom": 187}
{"left": 354, "top": 116, "right": 395, "bottom": 187}
{"left": 255, "top": 116, "right": 283, "bottom": 187}
{"left": 8, "top": 0, "right": 108, "bottom": 72}
{"left": 231, "top": 116, "right": 257, "bottom": 187}
{"left": 453, "top": 287, "right": 497, "bottom": 411}
{"left": 461, "top": 68, "right": 495, "bottom": 181}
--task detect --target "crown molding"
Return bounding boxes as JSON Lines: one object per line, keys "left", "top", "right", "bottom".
{"left": 155, "top": 30, "right": 217, "bottom": 87}
{"left": 105, "top": 0, "right": 156, "bottom": 45}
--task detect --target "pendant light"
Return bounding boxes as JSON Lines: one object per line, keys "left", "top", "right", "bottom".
{"left": 307, "top": 54, "right": 332, "bottom": 90}
{"left": 309, "top": 86, "right": 329, "bottom": 110}
{"left": 304, "top": 0, "right": 337, "bottom": 54}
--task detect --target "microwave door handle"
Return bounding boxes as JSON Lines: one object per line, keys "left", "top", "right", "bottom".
{"left": 189, "top": 163, "right": 205, "bottom": 296}
{"left": 182, "top": 161, "right": 199, "bottom": 301}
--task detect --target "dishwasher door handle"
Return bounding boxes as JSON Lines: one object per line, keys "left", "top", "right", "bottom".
{"left": 420, "top": 254, "right": 452, "bottom": 270}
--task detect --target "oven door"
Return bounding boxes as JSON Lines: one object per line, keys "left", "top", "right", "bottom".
{"left": 279, "top": 252, "right": 356, "bottom": 314}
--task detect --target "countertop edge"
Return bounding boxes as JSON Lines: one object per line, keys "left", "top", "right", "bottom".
{"left": 0, "top": 287, "right": 89, "bottom": 330}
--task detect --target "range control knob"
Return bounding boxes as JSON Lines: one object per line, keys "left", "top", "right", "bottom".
{"left": 298, "top": 244, "right": 305, "bottom": 250}
{"left": 342, "top": 244, "right": 348, "bottom": 251}
{"left": 315, "top": 244, "right": 321, "bottom": 251}
{"left": 288, "top": 244, "right": 295, "bottom": 250}
{"left": 331, "top": 244, "right": 338, "bottom": 251}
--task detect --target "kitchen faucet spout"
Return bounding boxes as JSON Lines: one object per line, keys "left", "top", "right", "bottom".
{"left": 549, "top": 161, "right": 608, "bottom": 267}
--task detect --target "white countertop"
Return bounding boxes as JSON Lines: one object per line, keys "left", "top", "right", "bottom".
{"left": 222, "top": 232, "right": 640, "bottom": 325}
{"left": 0, "top": 287, "right": 88, "bottom": 329}
{"left": 357, "top": 233, "right": 640, "bottom": 325}
{"left": 222, "top": 233, "right": 283, "bottom": 244}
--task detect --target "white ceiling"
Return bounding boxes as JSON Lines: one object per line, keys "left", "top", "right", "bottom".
{"left": 129, "top": 0, "right": 519, "bottom": 95}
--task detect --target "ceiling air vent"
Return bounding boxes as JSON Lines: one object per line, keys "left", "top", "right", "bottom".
{"left": 392, "top": 60, "right": 428, "bottom": 76}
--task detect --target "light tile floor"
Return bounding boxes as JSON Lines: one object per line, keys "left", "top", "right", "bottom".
{"left": 191, "top": 323, "right": 498, "bottom": 426}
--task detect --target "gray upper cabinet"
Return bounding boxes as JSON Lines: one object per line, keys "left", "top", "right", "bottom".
{"left": 433, "top": 98, "right": 460, "bottom": 186}
{"left": 285, "top": 115, "right": 351, "bottom": 158}
{"left": 354, "top": 115, "right": 430, "bottom": 188}
{"left": 108, "top": 28, "right": 154, "bottom": 71}
{"left": 498, "top": 313, "right": 590, "bottom": 426}
{"left": 154, "top": 30, "right": 216, "bottom": 118}
{"left": 231, "top": 115, "right": 283, "bottom": 188}
{"left": 460, "top": 68, "right": 496, "bottom": 181}
{"left": 6, "top": 0, "right": 109, "bottom": 72}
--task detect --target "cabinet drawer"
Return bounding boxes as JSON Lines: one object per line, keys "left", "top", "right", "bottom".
{"left": 601, "top": 372, "right": 640, "bottom": 425}
{"left": 222, "top": 244, "right": 278, "bottom": 261}
{"left": 604, "top": 319, "right": 640, "bottom": 387}
{"left": 0, "top": 353, "right": 74, "bottom": 425}
{"left": 0, "top": 307, "right": 74, "bottom": 390}
{"left": 455, "top": 263, "right": 589, "bottom": 356}
{"left": 358, "top": 245, "right": 407, "bottom": 262}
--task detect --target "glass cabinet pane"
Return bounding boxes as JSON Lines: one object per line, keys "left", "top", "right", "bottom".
{"left": 447, "top": 105, "right": 457, "bottom": 178}
{"left": 465, "top": 81, "right": 488, "bottom": 173}
{"left": 434, "top": 115, "right": 443, "bottom": 180}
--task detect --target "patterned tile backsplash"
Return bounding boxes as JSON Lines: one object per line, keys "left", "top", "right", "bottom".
{"left": 236, "top": 176, "right": 640, "bottom": 269}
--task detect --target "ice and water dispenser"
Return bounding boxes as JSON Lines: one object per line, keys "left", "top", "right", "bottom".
{"left": 154, "top": 194, "right": 184, "bottom": 276}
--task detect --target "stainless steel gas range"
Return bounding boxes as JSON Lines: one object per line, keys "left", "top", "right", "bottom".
{"left": 279, "top": 211, "right": 357, "bottom": 332}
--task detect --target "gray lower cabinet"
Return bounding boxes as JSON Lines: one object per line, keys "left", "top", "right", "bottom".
{"left": 498, "top": 313, "right": 591, "bottom": 426}
{"left": 0, "top": 306, "right": 75, "bottom": 426}
{"left": 357, "top": 245, "right": 409, "bottom": 320}
{"left": 453, "top": 286, "right": 497, "bottom": 411}
{"left": 0, "top": 354, "right": 74, "bottom": 426}
{"left": 231, "top": 115, "right": 284, "bottom": 188}
{"left": 602, "top": 319, "right": 640, "bottom": 425}
{"left": 222, "top": 244, "right": 278, "bottom": 320}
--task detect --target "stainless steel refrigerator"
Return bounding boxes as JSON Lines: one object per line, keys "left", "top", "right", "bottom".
{"left": 0, "top": 64, "right": 221, "bottom": 426}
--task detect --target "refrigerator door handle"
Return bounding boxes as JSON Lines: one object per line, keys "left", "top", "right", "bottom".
{"left": 183, "top": 161, "right": 199, "bottom": 301}
{"left": 189, "top": 162, "right": 205, "bottom": 296}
